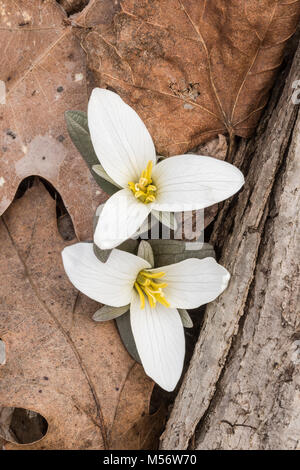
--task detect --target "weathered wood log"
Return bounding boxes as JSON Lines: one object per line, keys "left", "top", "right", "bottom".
{"left": 160, "top": 39, "right": 300, "bottom": 450}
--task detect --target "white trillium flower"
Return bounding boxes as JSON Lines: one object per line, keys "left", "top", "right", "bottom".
{"left": 88, "top": 88, "right": 245, "bottom": 250}
{"left": 62, "top": 242, "right": 230, "bottom": 391}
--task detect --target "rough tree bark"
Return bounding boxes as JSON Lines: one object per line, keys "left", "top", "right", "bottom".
{"left": 160, "top": 39, "right": 300, "bottom": 450}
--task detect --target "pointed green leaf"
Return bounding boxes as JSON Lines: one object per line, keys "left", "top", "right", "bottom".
{"left": 178, "top": 309, "right": 193, "bottom": 328}
{"left": 65, "top": 110, "right": 119, "bottom": 196}
{"left": 115, "top": 311, "right": 141, "bottom": 364}
{"left": 137, "top": 241, "right": 154, "bottom": 267}
{"left": 65, "top": 110, "right": 97, "bottom": 166}
{"left": 93, "top": 304, "right": 130, "bottom": 322}
{"left": 93, "top": 244, "right": 112, "bottom": 263}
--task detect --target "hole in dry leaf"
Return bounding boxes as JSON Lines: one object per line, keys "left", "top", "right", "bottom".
{"left": 15, "top": 176, "right": 36, "bottom": 199}
{"left": 39, "top": 177, "right": 76, "bottom": 241}
{"left": 14, "top": 176, "right": 76, "bottom": 241}
{"left": 57, "top": 213, "right": 76, "bottom": 241}
{"left": 0, "top": 407, "right": 48, "bottom": 445}
{"left": 57, "top": 0, "right": 89, "bottom": 16}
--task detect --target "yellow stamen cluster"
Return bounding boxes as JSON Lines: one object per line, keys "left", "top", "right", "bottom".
{"left": 134, "top": 270, "right": 170, "bottom": 309}
{"left": 128, "top": 161, "right": 157, "bottom": 204}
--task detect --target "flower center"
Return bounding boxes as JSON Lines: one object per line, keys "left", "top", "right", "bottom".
{"left": 128, "top": 161, "right": 157, "bottom": 204}
{"left": 134, "top": 270, "right": 170, "bottom": 309}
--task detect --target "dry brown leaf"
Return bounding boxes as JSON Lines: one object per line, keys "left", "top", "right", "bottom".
{"left": 0, "top": 181, "right": 157, "bottom": 450}
{"left": 110, "top": 407, "right": 166, "bottom": 450}
{"left": 109, "top": 366, "right": 166, "bottom": 450}
{"left": 0, "top": 0, "right": 107, "bottom": 240}
{"left": 82, "top": 0, "right": 300, "bottom": 155}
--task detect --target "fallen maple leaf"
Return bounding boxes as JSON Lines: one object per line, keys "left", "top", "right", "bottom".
{"left": 0, "top": 181, "right": 157, "bottom": 450}
{"left": 82, "top": 0, "right": 300, "bottom": 155}
{"left": 0, "top": 0, "right": 107, "bottom": 240}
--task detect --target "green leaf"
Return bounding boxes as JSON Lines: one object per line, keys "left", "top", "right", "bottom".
{"left": 93, "top": 304, "right": 129, "bottom": 322}
{"left": 65, "top": 110, "right": 119, "bottom": 196}
{"left": 178, "top": 309, "right": 193, "bottom": 328}
{"left": 137, "top": 241, "right": 154, "bottom": 267}
{"left": 147, "top": 240, "right": 215, "bottom": 267}
{"left": 65, "top": 110, "right": 97, "bottom": 165}
{"left": 93, "top": 245, "right": 112, "bottom": 263}
{"left": 115, "top": 311, "right": 141, "bottom": 364}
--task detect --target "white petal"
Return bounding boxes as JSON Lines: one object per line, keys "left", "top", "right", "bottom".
{"left": 152, "top": 154, "right": 244, "bottom": 212}
{"left": 94, "top": 189, "right": 152, "bottom": 249}
{"left": 88, "top": 88, "right": 156, "bottom": 187}
{"left": 92, "top": 164, "right": 122, "bottom": 188}
{"left": 152, "top": 257, "right": 230, "bottom": 309}
{"left": 133, "top": 212, "right": 158, "bottom": 238}
{"left": 130, "top": 292, "right": 185, "bottom": 391}
{"left": 62, "top": 243, "right": 149, "bottom": 307}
